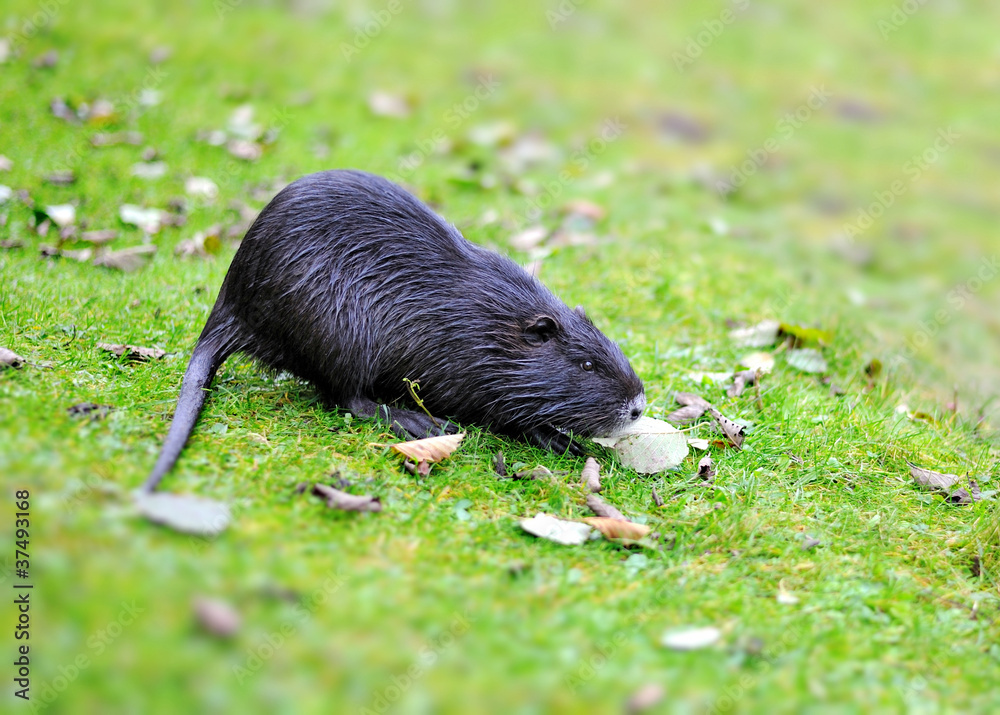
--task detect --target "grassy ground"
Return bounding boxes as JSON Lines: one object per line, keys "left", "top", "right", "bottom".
{"left": 2, "top": 1, "right": 999, "bottom": 713}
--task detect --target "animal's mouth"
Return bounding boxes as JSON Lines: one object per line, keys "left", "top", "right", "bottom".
{"left": 573, "top": 391, "right": 647, "bottom": 441}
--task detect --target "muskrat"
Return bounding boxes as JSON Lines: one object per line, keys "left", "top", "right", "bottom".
{"left": 142, "top": 170, "right": 645, "bottom": 492}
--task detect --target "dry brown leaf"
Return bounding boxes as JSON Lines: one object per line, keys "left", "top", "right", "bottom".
{"left": 368, "top": 90, "right": 410, "bottom": 118}
{"left": 67, "top": 402, "right": 113, "bottom": 421}
{"left": 44, "top": 170, "right": 76, "bottom": 185}
{"left": 675, "top": 392, "right": 711, "bottom": 408}
{"left": 227, "top": 139, "right": 263, "bottom": 161}
{"left": 192, "top": 597, "right": 241, "bottom": 638}
{"left": 93, "top": 244, "right": 156, "bottom": 272}
{"left": 740, "top": 351, "right": 775, "bottom": 374}
{"left": 586, "top": 493, "right": 628, "bottom": 522}
{"left": 727, "top": 369, "right": 759, "bottom": 398}
{"left": 652, "top": 487, "right": 663, "bottom": 507}
{"left": 664, "top": 404, "right": 707, "bottom": 426}
{"left": 391, "top": 432, "right": 464, "bottom": 463}
{"left": 512, "top": 465, "right": 558, "bottom": 481}
{"left": 730, "top": 319, "right": 781, "bottom": 348}
{"left": 626, "top": 684, "right": 666, "bottom": 714}
{"left": 493, "top": 451, "right": 506, "bottom": 477}
{"left": 562, "top": 198, "right": 606, "bottom": 222}
{"left": 582, "top": 517, "right": 650, "bottom": 541}
{"left": 80, "top": 229, "right": 119, "bottom": 245}
{"left": 97, "top": 342, "right": 166, "bottom": 361}
{"left": 311, "top": 483, "right": 382, "bottom": 512}
{"left": 582, "top": 457, "right": 602, "bottom": 493}
{"left": 1, "top": 347, "right": 25, "bottom": 368}
{"left": 697, "top": 456, "right": 715, "bottom": 481}
{"left": 91, "top": 131, "right": 144, "bottom": 147}
{"left": 709, "top": 408, "right": 745, "bottom": 449}
{"left": 509, "top": 225, "right": 548, "bottom": 251}
{"left": 907, "top": 461, "right": 961, "bottom": 493}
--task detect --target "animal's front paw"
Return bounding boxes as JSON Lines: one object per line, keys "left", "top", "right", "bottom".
{"left": 524, "top": 425, "right": 587, "bottom": 457}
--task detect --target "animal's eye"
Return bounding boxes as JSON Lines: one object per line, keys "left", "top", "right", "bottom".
{"left": 581, "top": 360, "right": 594, "bottom": 372}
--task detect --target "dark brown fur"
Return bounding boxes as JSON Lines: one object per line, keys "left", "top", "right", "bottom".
{"left": 143, "top": 170, "right": 644, "bottom": 491}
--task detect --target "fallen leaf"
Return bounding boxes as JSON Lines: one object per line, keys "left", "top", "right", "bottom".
{"left": 779, "top": 323, "right": 834, "bottom": 348}
{"left": 97, "top": 342, "right": 166, "bottom": 361}
{"left": 368, "top": 90, "right": 410, "bottom": 118}
{"left": 658, "top": 111, "right": 711, "bottom": 144}
{"left": 175, "top": 226, "right": 222, "bottom": 258}
{"left": 652, "top": 487, "right": 663, "bottom": 507}
{"left": 134, "top": 492, "right": 231, "bottom": 535}
{"left": 687, "top": 438, "right": 709, "bottom": 450}
{"left": 93, "top": 245, "right": 157, "bottom": 272}
{"left": 661, "top": 626, "right": 721, "bottom": 651}
{"left": 498, "top": 132, "right": 559, "bottom": 173}
{"left": 547, "top": 230, "right": 598, "bottom": 248}
{"left": 67, "top": 402, "right": 113, "bottom": 421}
{"left": 907, "top": 461, "right": 961, "bottom": 493}
{"left": 582, "top": 517, "right": 650, "bottom": 540}
{"left": 227, "top": 139, "right": 262, "bottom": 161}
{"left": 727, "top": 369, "right": 759, "bottom": 398}
{"left": 149, "top": 46, "right": 172, "bottom": 64}
{"left": 664, "top": 404, "right": 708, "bottom": 426}
{"left": 0, "top": 185, "right": 12, "bottom": 203}
{"left": 519, "top": 513, "right": 592, "bottom": 545}
{"left": 185, "top": 176, "right": 219, "bottom": 201}
{"left": 192, "top": 597, "right": 241, "bottom": 637}
{"left": 467, "top": 120, "right": 517, "bottom": 147}
{"left": 835, "top": 99, "right": 883, "bottom": 123}
{"left": 79, "top": 229, "right": 119, "bottom": 245}
{"left": 312, "top": 483, "right": 382, "bottom": 512}
{"left": 0, "top": 155, "right": 12, "bottom": 171}
{"left": 696, "top": 456, "right": 715, "bottom": 481}
{"left": 43, "top": 204, "right": 75, "bottom": 227}
{"left": 582, "top": 457, "right": 602, "bottom": 493}
{"left": 586, "top": 493, "right": 628, "bottom": 522}
{"left": 130, "top": 161, "right": 168, "bottom": 179}
{"left": 44, "top": 170, "right": 76, "bottom": 185}
{"left": 493, "top": 451, "right": 506, "bottom": 477}
{"left": 786, "top": 348, "right": 828, "bottom": 374}
{"left": 593, "top": 416, "right": 689, "bottom": 473}
{"left": 946, "top": 477, "right": 983, "bottom": 505}
{"left": 739, "top": 351, "right": 775, "bottom": 374}
{"left": 391, "top": 432, "right": 465, "bottom": 463}
{"left": 510, "top": 465, "right": 560, "bottom": 481}
{"left": 708, "top": 408, "right": 745, "bottom": 449}
{"left": 802, "top": 536, "right": 821, "bottom": 550}
{"left": 119, "top": 204, "right": 167, "bottom": 233}
{"left": 32, "top": 49, "right": 59, "bottom": 68}
{"left": 627, "top": 684, "right": 665, "bottom": 714}
{"left": 776, "top": 590, "right": 799, "bottom": 605}
{"left": 562, "top": 198, "right": 606, "bottom": 222}
{"left": 1, "top": 347, "right": 26, "bottom": 368}
{"left": 91, "top": 131, "right": 144, "bottom": 147}
{"left": 730, "top": 319, "right": 780, "bottom": 348}
{"left": 509, "top": 225, "right": 548, "bottom": 251}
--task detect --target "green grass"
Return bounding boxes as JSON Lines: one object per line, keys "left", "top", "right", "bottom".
{"left": 2, "top": 1, "right": 999, "bottom": 713}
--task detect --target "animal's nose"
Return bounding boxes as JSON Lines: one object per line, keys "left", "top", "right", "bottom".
{"left": 630, "top": 407, "right": 642, "bottom": 421}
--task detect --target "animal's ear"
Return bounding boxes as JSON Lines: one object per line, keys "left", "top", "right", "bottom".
{"left": 574, "top": 305, "right": 587, "bottom": 320}
{"left": 524, "top": 316, "right": 559, "bottom": 346}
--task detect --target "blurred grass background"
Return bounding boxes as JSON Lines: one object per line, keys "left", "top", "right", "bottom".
{"left": 2, "top": 1, "right": 999, "bottom": 713}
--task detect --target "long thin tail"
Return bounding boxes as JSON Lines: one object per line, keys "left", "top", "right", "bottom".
{"left": 141, "top": 329, "right": 236, "bottom": 493}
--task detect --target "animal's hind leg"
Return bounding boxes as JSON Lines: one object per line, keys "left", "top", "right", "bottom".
{"left": 345, "top": 397, "right": 458, "bottom": 439}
